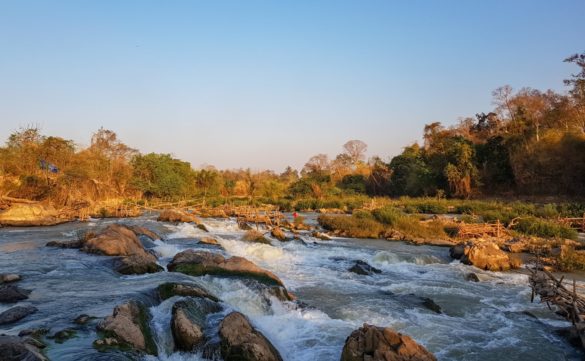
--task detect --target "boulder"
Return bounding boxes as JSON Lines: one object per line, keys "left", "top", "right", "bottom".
{"left": 451, "top": 240, "right": 520, "bottom": 272}
{"left": 0, "top": 335, "right": 47, "bottom": 361}
{"left": 45, "top": 239, "right": 83, "bottom": 249}
{"left": 171, "top": 298, "right": 221, "bottom": 351}
{"left": 199, "top": 237, "right": 220, "bottom": 246}
{"left": 0, "top": 203, "right": 68, "bottom": 227}
{"left": 168, "top": 250, "right": 285, "bottom": 287}
{"left": 349, "top": 260, "right": 382, "bottom": 276}
{"left": 96, "top": 300, "right": 157, "bottom": 355}
{"left": 157, "top": 282, "right": 219, "bottom": 302}
{"left": 113, "top": 254, "right": 163, "bottom": 275}
{"left": 242, "top": 230, "right": 271, "bottom": 244}
{"left": 128, "top": 225, "right": 160, "bottom": 241}
{"left": 0, "top": 306, "right": 37, "bottom": 325}
{"left": 219, "top": 312, "right": 283, "bottom": 361}
{"left": 74, "top": 314, "right": 93, "bottom": 325}
{"left": 49, "top": 328, "right": 77, "bottom": 344}
{"left": 271, "top": 227, "right": 287, "bottom": 241}
{"left": 0, "top": 274, "right": 21, "bottom": 283}
{"left": 158, "top": 209, "right": 201, "bottom": 224}
{"left": 82, "top": 224, "right": 146, "bottom": 257}
{"left": 340, "top": 324, "right": 436, "bottom": 361}
{"left": 0, "top": 284, "right": 31, "bottom": 303}
{"left": 465, "top": 273, "right": 480, "bottom": 282}
{"left": 312, "top": 231, "right": 332, "bottom": 240}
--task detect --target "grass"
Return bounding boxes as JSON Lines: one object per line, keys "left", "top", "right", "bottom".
{"left": 511, "top": 217, "right": 578, "bottom": 240}
{"left": 318, "top": 214, "right": 385, "bottom": 239}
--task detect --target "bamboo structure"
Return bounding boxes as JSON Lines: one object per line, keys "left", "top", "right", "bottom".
{"left": 456, "top": 220, "right": 508, "bottom": 239}
{"left": 557, "top": 214, "right": 585, "bottom": 232}
{"left": 529, "top": 262, "right": 585, "bottom": 348}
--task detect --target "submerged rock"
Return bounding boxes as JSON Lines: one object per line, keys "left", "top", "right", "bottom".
{"left": 0, "top": 273, "right": 21, "bottom": 283}
{"left": 465, "top": 272, "right": 480, "bottom": 282}
{"left": 312, "top": 231, "right": 332, "bottom": 240}
{"left": 171, "top": 298, "right": 222, "bottom": 352}
{"left": 242, "top": 230, "right": 271, "bottom": 244}
{"left": 199, "top": 237, "right": 220, "bottom": 246}
{"left": 341, "top": 324, "right": 436, "bottom": 361}
{"left": 49, "top": 328, "right": 77, "bottom": 344}
{"left": 0, "top": 305, "right": 37, "bottom": 325}
{"left": 451, "top": 240, "right": 521, "bottom": 272}
{"left": 271, "top": 227, "right": 287, "bottom": 241}
{"left": 128, "top": 225, "right": 160, "bottom": 241}
{"left": 0, "top": 203, "right": 68, "bottom": 227}
{"left": 157, "top": 282, "right": 219, "bottom": 302}
{"left": 0, "top": 284, "right": 31, "bottom": 303}
{"left": 349, "top": 260, "right": 382, "bottom": 275}
{"left": 96, "top": 300, "right": 157, "bottom": 355}
{"left": 219, "top": 311, "right": 283, "bottom": 361}
{"left": 74, "top": 314, "right": 93, "bottom": 325}
{"left": 384, "top": 292, "right": 442, "bottom": 314}
{"left": 0, "top": 335, "right": 48, "bottom": 361}
{"left": 168, "top": 250, "right": 285, "bottom": 287}
{"left": 45, "top": 239, "right": 83, "bottom": 249}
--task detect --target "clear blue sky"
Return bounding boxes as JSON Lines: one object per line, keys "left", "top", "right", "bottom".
{"left": 0, "top": 1, "right": 583, "bottom": 171}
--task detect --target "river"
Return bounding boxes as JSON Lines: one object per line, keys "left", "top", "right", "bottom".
{"left": 0, "top": 214, "right": 581, "bottom": 360}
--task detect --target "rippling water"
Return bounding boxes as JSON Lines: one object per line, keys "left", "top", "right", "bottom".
{"left": 0, "top": 215, "right": 581, "bottom": 361}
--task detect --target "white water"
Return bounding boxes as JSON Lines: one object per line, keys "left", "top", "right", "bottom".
{"left": 0, "top": 215, "right": 582, "bottom": 361}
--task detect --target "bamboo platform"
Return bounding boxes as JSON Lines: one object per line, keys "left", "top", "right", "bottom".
{"left": 456, "top": 220, "right": 508, "bottom": 239}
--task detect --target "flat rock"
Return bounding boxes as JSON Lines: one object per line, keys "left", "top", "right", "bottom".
{"left": 0, "top": 274, "right": 22, "bottom": 283}
{"left": 0, "top": 284, "right": 31, "bottom": 303}
{"left": 349, "top": 260, "right": 382, "bottom": 275}
{"left": 157, "top": 282, "right": 219, "bottom": 302}
{"left": 0, "top": 204, "right": 67, "bottom": 227}
{"left": 0, "top": 306, "right": 37, "bottom": 325}
{"left": 219, "top": 311, "right": 283, "bottom": 361}
{"left": 113, "top": 254, "right": 163, "bottom": 275}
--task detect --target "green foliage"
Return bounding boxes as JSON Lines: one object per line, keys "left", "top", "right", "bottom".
{"left": 131, "top": 153, "right": 194, "bottom": 199}
{"left": 337, "top": 174, "right": 367, "bottom": 194}
{"left": 512, "top": 216, "right": 578, "bottom": 240}
{"left": 372, "top": 206, "right": 403, "bottom": 225}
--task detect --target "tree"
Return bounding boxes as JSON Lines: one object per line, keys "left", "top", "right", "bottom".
{"left": 131, "top": 153, "right": 194, "bottom": 199}
{"left": 302, "top": 154, "right": 330, "bottom": 176}
{"left": 342, "top": 140, "right": 367, "bottom": 164}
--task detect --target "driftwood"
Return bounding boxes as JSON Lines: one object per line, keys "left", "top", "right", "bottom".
{"left": 529, "top": 262, "right": 585, "bottom": 348}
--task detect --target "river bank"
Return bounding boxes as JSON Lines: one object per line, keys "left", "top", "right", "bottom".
{"left": 0, "top": 213, "right": 583, "bottom": 360}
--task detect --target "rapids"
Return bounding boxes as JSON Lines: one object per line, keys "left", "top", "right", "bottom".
{"left": 0, "top": 214, "right": 582, "bottom": 361}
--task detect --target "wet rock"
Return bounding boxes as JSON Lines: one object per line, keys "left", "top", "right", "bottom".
{"left": 128, "top": 225, "right": 160, "bottom": 241}
{"left": 312, "top": 231, "right": 332, "bottom": 240}
{"left": 18, "top": 328, "right": 49, "bottom": 338}
{"left": 0, "top": 284, "right": 31, "bottom": 303}
{"left": 0, "top": 335, "right": 48, "bottom": 361}
{"left": 96, "top": 300, "right": 157, "bottom": 355}
{"left": 168, "top": 250, "right": 285, "bottom": 287}
{"left": 158, "top": 209, "right": 200, "bottom": 224}
{"left": 171, "top": 298, "right": 221, "bottom": 351}
{"left": 82, "top": 224, "right": 147, "bottom": 257}
{"left": 0, "top": 306, "right": 37, "bottom": 325}
{"left": 384, "top": 292, "right": 442, "bottom": 314}
{"left": 242, "top": 230, "right": 271, "bottom": 244}
{"left": 420, "top": 297, "right": 442, "bottom": 314}
{"left": 340, "top": 324, "right": 436, "bottom": 361}
{"left": 113, "top": 254, "right": 163, "bottom": 275}
{"left": 349, "top": 260, "right": 382, "bottom": 276}
{"left": 0, "top": 274, "right": 21, "bottom": 283}
{"left": 271, "top": 227, "right": 287, "bottom": 241}
{"left": 199, "top": 237, "right": 220, "bottom": 246}
{"left": 157, "top": 282, "right": 219, "bottom": 302}
{"left": 49, "top": 328, "right": 77, "bottom": 344}
{"left": 450, "top": 240, "right": 521, "bottom": 272}
{"left": 219, "top": 311, "right": 283, "bottom": 361}
{"left": 465, "top": 272, "right": 480, "bottom": 282}
{"left": 46, "top": 239, "right": 83, "bottom": 249}
{"left": 0, "top": 203, "right": 68, "bottom": 227}
{"left": 238, "top": 222, "right": 254, "bottom": 231}
{"left": 74, "top": 314, "right": 93, "bottom": 325}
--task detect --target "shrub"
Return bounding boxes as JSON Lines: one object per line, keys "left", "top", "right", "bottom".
{"left": 372, "top": 206, "right": 403, "bottom": 225}
{"left": 318, "top": 215, "right": 384, "bottom": 239}
{"left": 512, "top": 217, "right": 578, "bottom": 240}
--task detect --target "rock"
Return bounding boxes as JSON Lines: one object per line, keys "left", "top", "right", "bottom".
{"left": 74, "top": 314, "right": 93, "bottom": 325}
{"left": 158, "top": 209, "right": 201, "bottom": 224}
{"left": 168, "top": 250, "right": 285, "bottom": 287}
{"left": 199, "top": 237, "right": 220, "bottom": 246}
{"left": 0, "top": 274, "right": 21, "bottom": 283}
{"left": 271, "top": 227, "right": 287, "bottom": 241}
{"left": 45, "top": 239, "right": 83, "bottom": 249}
{"left": 242, "top": 230, "right": 271, "bottom": 244}
{"left": 82, "top": 224, "right": 147, "bottom": 257}
{"left": 451, "top": 240, "right": 520, "bottom": 272}
{"left": 18, "top": 328, "right": 49, "bottom": 338}
{"left": 128, "top": 225, "right": 160, "bottom": 240}
{"left": 312, "top": 231, "right": 332, "bottom": 240}
{"left": 49, "top": 328, "right": 77, "bottom": 344}
{"left": 384, "top": 292, "right": 442, "bottom": 314}
{"left": 465, "top": 273, "right": 480, "bottom": 282}
{"left": 0, "top": 306, "right": 37, "bottom": 325}
{"left": 0, "top": 284, "right": 31, "bottom": 303}
{"left": 0, "top": 203, "right": 68, "bottom": 227}
{"left": 238, "top": 222, "right": 253, "bottom": 231}
{"left": 113, "top": 254, "right": 163, "bottom": 275}
{"left": 97, "top": 300, "right": 157, "bottom": 355}
{"left": 219, "top": 311, "right": 283, "bottom": 361}
{"left": 171, "top": 298, "right": 221, "bottom": 351}
{"left": 340, "top": 324, "right": 436, "bottom": 361}
{"left": 349, "top": 260, "right": 382, "bottom": 275}
{"left": 0, "top": 335, "right": 48, "bottom": 361}
{"left": 501, "top": 237, "right": 530, "bottom": 253}
{"left": 157, "top": 282, "right": 219, "bottom": 302}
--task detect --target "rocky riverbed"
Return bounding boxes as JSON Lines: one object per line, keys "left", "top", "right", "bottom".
{"left": 0, "top": 213, "right": 583, "bottom": 360}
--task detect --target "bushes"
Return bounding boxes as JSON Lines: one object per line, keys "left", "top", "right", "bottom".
{"left": 318, "top": 215, "right": 384, "bottom": 239}
{"left": 512, "top": 217, "right": 578, "bottom": 240}
{"left": 372, "top": 206, "right": 403, "bottom": 226}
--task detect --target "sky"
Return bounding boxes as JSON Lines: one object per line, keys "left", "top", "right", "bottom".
{"left": 0, "top": 1, "right": 583, "bottom": 171}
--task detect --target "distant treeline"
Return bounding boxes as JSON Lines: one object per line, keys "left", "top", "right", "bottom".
{"left": 1, "top": 52, "right": 584, "bottom": 206}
